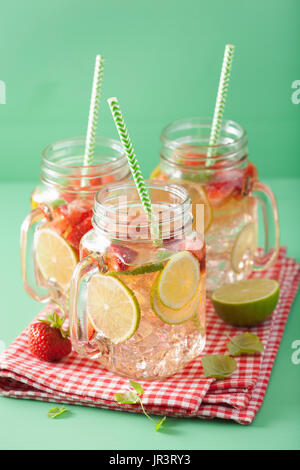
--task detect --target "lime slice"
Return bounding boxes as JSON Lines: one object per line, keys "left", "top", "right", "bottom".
{"left": 35, "top": 228, "right": 77, "bottom": 289}
{"left": 180, "top": 182, "right": 213, "bottom": 233}
{"left": 157, "top": 251, "right": 200, "bottom": 309}
{"left": 110, "top": 262, "right": 164, "bottom": 276}
{"left": 231, "top": 222, "right": 257, "bottom": 273}
{"left": 211, "top": 278, "right": 280, "bottom": 326}
{"left": 151, "top": 276, "right": 200, "bottom": 324}
{"left": 87, "top": 273, "right": 140, "bottom": 344}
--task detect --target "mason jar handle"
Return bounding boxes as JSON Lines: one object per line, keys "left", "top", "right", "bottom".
{"left": 69, "top": 254, "right": 103, "bottom": 343}
{"left": 20, "top": 204, "right": 53, "bottom": 302}
{"left": 251, "top": 181, "right": 280, "bottom": 271}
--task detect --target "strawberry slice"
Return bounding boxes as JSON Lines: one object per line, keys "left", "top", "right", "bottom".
{"left": 205, "top": 180, "right": 235, "bottom": 206}
{"left": 239, "top": 162, "right": 258, "bottom": 197}
{"left": 67, "top": 200, "right": 93, "bottom": 225}
{"left": 182, "top": 152, "right": 206, "bottom": 166}
{"left": 77, "top": 216, "right": 93, "bottom": 235}
{"left": 65, "top": 227, "right": 82, "bottom": 251}
{"left": 107, "top": 244, "right": 138, "bottom": 272}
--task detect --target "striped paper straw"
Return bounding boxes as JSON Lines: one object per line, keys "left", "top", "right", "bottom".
{"left": 107, "top": 97, "right": 153, "bottom": 216}
{"left": 206, "top": 44, "right": 235, "bottom": 164}
{"left": 83, "top": 54, "right": 105, "bottom": 170}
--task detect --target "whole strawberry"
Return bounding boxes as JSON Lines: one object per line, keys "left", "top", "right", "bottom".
{"left": 28, "top": 311, "right": 72, "bottom": 362}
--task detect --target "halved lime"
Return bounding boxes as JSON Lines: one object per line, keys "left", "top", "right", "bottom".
{"left": 35, "top": 228, "right": 77, "bottom": 289}
{"left": 151, "top": 276, "right": 200, "bottom": 324}
{"left": 231, "top": 222, "right": 257, "bottom": 273}
{"left": 87, "top": 273, "right": 140, "bottom": 344}
{"left": 211, "top": 278, "right": 280, "bottom": 326}
{"left": 157, "top": 251, "right": 200, "bottom": 310}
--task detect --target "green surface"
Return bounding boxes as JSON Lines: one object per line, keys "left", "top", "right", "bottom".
{"left": 0, "top": 0, "right": 300, "bottom": 450}
{"left": 0, "top": 0, "right": 300, "bottom": 181}
{"left": 0, "top": 179, "right": 299, "bottom": 450}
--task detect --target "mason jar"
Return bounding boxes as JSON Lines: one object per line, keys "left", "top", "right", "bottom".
{"left": 152, "top": 118, "right": 280, "bottom": 291}
{"left": 69, "top": 181, "right": 206, "bottom": 380}
{"left": 20, "top": 136, "right": 130, "bottom": 307}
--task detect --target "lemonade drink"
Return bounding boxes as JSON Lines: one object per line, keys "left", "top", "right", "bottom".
{"left": 152, "top": 118, "right": 279, "bottom": 291}
{"left": 20, "top": 137, "right": 130, "bottom": 305}
{"left": 70, "top": 181, "right": 206, "bottom": 380}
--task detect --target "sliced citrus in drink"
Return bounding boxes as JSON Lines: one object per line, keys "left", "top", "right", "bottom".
{"left": 150, "top": 164, "right": 162, "bottom": 179}
{"left": 86, "top": 273, "right": 140, "bottom": 344}
{"left": 231, "top": 222, "right": 257, "bottom": 273}
{"left": 114, "top": 262, "right": 164, "bottom": 276}
{"left": 211, "top": 278, "right": 280, "bottom": 326}
{"left": 180, "top": 182, "right": 213, "bottom": 233}
{"left": 157, "top": 251, "right": 200, "bottom": 310}
{"left": 151, "top": 276, "right": 200, "bottom": 324}
{"left": 35, "top": 228, "right": 77, "bottom": 289}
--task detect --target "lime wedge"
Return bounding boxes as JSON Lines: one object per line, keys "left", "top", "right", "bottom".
{"left": 35, "top": 228, "right": 77, "bottom": 289}
{"left": 231, "top": 222, "right": 257, "bottom": 273}
{"left": 111, "top": 262, "right": 164, "bottom": 276}
{"left": 151, "top": 276, "right": 200, "bottom": 324}
{"left": 157, "top": 251, "right": 200, "bottom": 310}
{"left": 211, "top": 278, "right": 280, "bottom": 326}
{"left": 87, "top": 274, "right": 140, "bottom": 344}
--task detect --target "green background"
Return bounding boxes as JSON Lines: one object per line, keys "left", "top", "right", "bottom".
{"left": 0, "top": 0, "right": 300, "bottom": 180}
{"left": 0, "top": 0, "right": 300, "bottom": 450}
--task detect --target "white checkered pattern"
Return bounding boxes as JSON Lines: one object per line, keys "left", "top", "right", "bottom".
{"left": 0, "top": 247, "right": 299, "bottom": 424}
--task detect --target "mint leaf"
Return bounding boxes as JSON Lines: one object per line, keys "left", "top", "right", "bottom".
{"left": 129, "top": 380, "right": 144, "bottom": 395}
{"left": 201, "top": 354, "right": 237, "bottom": 379}
{"left": 115, "top": 391, "right": 138, "bottom": 404}
{"left": 155, "top": 416, "right": 166, "bottom": 431}
{"left": 156, "top": 250, "right": 174, "bottom": 261}
{"left": 227, "top": 332, "right": 264, "bottom": 356}
{"left": 115, "top": 381, "right": 167, "bottom": 431}
{"left": 47, "top": 406, "right": 67, "bottom": 418}
{"left": 50, "top": 198, "right": 66, "bottom": 209}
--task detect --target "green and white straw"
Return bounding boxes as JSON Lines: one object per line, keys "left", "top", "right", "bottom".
{"left": 107, "top": 97, "right": 153, "bottom": 216}
{"left": 83, "top": 54, "right": 105, "bottom": 169}
{"left": 207, "top": 44, "right": 235, "bottom": 164}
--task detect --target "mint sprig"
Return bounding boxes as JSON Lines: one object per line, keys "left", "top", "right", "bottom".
{"left": 201, "top": 354, "right": 237, "bottom": 379}
{"left": 115, "top": 380, "right": 166, "bottom": 432}
{"left": 226, "top": 332, "right": 264, "bottom": 356}
{"left": 47, "top": 406, "right": 68, "bottom": 419}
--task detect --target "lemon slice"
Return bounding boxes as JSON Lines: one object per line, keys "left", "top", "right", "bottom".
{"left": 157, "top": 251, "right": 200, "bottom": 310}
{"left": 86, "top": 273, "right": 140, "bottom": 344}
{"left": 150, "top": 164, "right": 162, "bottom": 179}
{"left": 231, "top": 222, "right": 257, "bottom": 273}
{"left": 151, "top": 276, "right": 200, "bottom": 324}
{"left": 35, "top": 228, "right": 77, "bottom": 289}
{"left": 180, "top": 182, "right": 213, "bottom": 233}
{"left": 211, "top": 278, "right": 280, "bottom": 326}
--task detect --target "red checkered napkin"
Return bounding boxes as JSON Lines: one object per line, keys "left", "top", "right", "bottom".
{"left": 0, "top": 247, "right": 299, "bottom": 424}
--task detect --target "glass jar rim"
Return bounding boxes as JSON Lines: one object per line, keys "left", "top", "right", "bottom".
{"left": 42, "top": 136, "right": 127, "bottom": 170}
{"left": 160, "top": 117, "right": 247, "bottom": 149}
{"left": 93, "top": 180, "right": 193, "bottom": 240}
{"left": 160, "top": 117, "right": 248, "bottom": 169}
{"left": 40, "top": 136, "right": 130, "bottom": 195}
